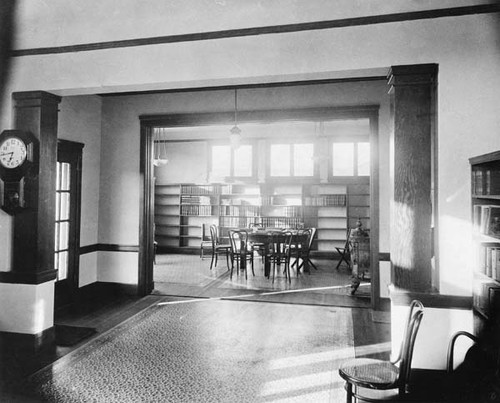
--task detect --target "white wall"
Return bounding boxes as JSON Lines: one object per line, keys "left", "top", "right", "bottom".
{"left": 1, "top": 1, "right": 499, "bottom": 297}
{"left": 58, "top": 95, "right": 103, "bottom": 287}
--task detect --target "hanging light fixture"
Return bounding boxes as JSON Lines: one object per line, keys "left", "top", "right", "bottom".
{"left": 229, "top": 88, "right": 241, "bottom": 149}
{"left": 153, "top": 128, "right": 169, "bottom": 166}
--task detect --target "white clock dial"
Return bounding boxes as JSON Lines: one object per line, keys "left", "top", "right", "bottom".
{"left": 0, "top": 137, "right": 27, "bottom": 169}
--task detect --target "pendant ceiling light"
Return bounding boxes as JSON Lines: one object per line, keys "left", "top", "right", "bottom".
{"left": 229, "top": 88, "right": 241, "bottom": 149}
{"left": 153, "top": 128, "right": 169, "bottom": 166}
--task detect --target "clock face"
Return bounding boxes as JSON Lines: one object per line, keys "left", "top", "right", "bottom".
{"left": 0, "top": 137, "right": 27, "bottom": 169}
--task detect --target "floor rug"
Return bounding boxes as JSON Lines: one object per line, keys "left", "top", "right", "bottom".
{"left": 29, "top": 299, "right": 353, "bottom": 402}
{"left": 54, "top": 324, "right": 97, "bottom": 347}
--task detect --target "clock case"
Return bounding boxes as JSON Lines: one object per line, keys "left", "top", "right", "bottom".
{"left": 0, "top": 130, "right": 37, "bottom": 214}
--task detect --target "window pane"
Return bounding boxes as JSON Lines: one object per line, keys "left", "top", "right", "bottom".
{"left": 55, "top": 193, "right": 61, "bottom": 221}
{"left": 293, "top": 144, "right": 314, "bottom": 176}
{"left": 358, "top": 142, "right": 370, "bottom": 176}
{"left": 234, "top": 145, "right": 252, "bottom": 177}
{"left": 57, "top": 251, "right": 68, "bottom": 281}
{"left": 211, "top": 145, "right": 230, "bottom": 178}
{"left": 270, "top": 144, "right": 290, "bottom": 176}
{"left": 60, "top": 163, "right": 71, "bottom": 191}
{"left": 59, "top": 221, "right": 69, "bottom": 250}
{"left": 54, "top": 223, "right": 60, "bottom": 252}
{"left": 332, "top": 143, "right": 354, "bottom": 176}
{"left": 60, "top": 192, "right": 70, "bottom": 220}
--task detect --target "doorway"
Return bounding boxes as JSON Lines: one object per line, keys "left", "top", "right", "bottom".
{"left": 54, "top": 140, "right": 84, "bottom": 310}
{"left": 139, "top": 102, "right": 380, "bottom": 308}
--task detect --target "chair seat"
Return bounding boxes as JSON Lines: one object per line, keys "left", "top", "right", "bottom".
{"left": 339, "top": 358, "right": 399, "bottom": 390}
{"left": 215, "top": 244, "right": 231, "bottom": 251}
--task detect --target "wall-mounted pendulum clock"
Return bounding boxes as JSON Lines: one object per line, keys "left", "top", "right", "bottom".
{"left": 0, "top": 130, "right": 37, "bottom": 214}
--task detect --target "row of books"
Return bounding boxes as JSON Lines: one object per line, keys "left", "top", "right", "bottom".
{"left": 478, "top": 246, "right": 500, "bottom": 280}
{"left": 219, "top": 206, "right": 261, "bottom": 217}
{"left": 180, "top": 195, "right": 214, "bottom": 205}
{"left": 180, "top": 185, "right": 218, "bottom": 195}
{"left": 260, "top": 217, "right": 303, "bottom": 228}
{"left": 303, "top": 195, "right": 346, "bottom": 206}
{"left": 472, "top": 169, "right": 500, "bottom": 196}
{"left": 219, "top": 216, "right": 260, "bottom": 228}
{"left": 473, "top": 205, "right": 500, "bottom": 237}
{"left": 180, "top": 205, "right": 214, "bottom": 216}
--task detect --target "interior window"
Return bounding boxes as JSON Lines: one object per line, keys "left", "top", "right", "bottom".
{"left": 234, "top": 145, "right": 252, "bottom": 177}
{"left": 211, "top": 145, "right": 231, "bottom": 178}
{"left": 332, "top": 143, "right": 354, "bottom": 176}
{"left": 211, "top": 144, "right": 253, "bottom": 178}
{"left": 270, "top": 143, "right": 313, "bottom": 177}
{"left": 332, "top": 141, "right": 370, "bottom": 176}
{"left": 270, "top": 144, "right": 291, "bottom": 176}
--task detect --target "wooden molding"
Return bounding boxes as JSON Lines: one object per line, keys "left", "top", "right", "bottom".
{"left": 0, "top": 326, "right": 55, "bottom": 352}
{"left": 389, "top": 285, "right": 472, "bottom": 310}
{"left": 79, "top": 244, "right": 140, "bottom": 255}
{"left": 0, "top": 269, "right": 57, "bottom": 284}
{"left": 11, "top": 4, "right": 500, "bottom": 57}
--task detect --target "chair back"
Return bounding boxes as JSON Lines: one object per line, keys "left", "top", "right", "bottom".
{"left": 396, "top": 300, "right": 424, "bottom": 390}
{"left": 304, "top": 227, "right": 317, "bottom": 252}
{"left": 229, "top": 230, "right": 249, "bottom": 254}
{"left": 201, "top": 223, "right": 211, "bottom": 241}
{"left": 268, "top": 231, "right": 293, "bottom": 258}
{"left": 209, "top": 224, "right": 219, "bottom": 247}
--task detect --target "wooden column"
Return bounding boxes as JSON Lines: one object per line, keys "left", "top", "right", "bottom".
{"left": 388, "top": 64, "right": 437, "bottom": 293}
{"left": 0, "top": 91, "right": 61, "bottom": 284}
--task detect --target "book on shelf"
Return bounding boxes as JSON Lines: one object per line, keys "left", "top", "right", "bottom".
{"left": 485, "top": 169, "right": 500, "bottom": 195}
{"left": 473, "top": 169, "right": 483, "bottom": 195}
{"left": 480, "top": 246, "right": 500, "bottom": 280}
{"left": 478, "top": 205, "right": 500, "bottom": 237}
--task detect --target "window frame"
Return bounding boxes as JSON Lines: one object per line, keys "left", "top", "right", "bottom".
{"left": 329, "top": 136, "right": 371, "bottom": 180}
{"left": 266, "top": 140, "right": 318, "bottom": 181}
{"left": 208, "top": 140, "right": 257, "bottom": 181}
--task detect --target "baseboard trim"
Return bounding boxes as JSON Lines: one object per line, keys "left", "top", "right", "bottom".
{"left": 0, "top": 326, "right": 55, "bottom": 352}
{"left": 80, "top": 243, "right": 140, "bottom": 255}
{"left": 78, "top": 281, "right": 138, "bottom": 300}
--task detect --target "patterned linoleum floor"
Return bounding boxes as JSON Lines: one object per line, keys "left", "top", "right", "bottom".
{"left": 28, "top": 298, "right": 368, "bottom": 403}
{"left": 153, "top": 253, "right": 371, "bottom": 307}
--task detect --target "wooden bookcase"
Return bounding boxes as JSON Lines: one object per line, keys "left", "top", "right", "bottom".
{"left": 469, "top": 150, "right": 500, "bottom": 340}
{"left": 154, "top": 181, "right": 368, "bottom": 254}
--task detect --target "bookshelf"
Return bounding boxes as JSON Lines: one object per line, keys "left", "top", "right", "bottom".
{"left": 154, "top": 181, "right": 366, "bottom": 254}
{"left": 469, "top": 150, "right": 500, "bottom": 340}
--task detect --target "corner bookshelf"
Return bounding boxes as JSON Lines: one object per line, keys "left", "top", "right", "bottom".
{"left": 469, "top": 150, "right": 500, "bottom": 340}
{"left": 154, "top": 184, "right": 181, "bottom": 249}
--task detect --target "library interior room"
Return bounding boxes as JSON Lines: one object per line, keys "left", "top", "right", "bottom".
{"left": 1, "top": 1, "right": 500, "bottom": 402}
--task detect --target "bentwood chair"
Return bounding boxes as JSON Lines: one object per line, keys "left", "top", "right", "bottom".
{"left": 338, "top": 300, "right": 424, "bottom": 402}
{"left": 228, "top": 230, "right": 254, "bottom": 280}
{"left": 209, "top": 224, "right": 231, "bottom": 270}
{"left": 266, "top": 231, "right": 293, "bottom": 284}
{"left": 200, "top": 223, "right": 212, "bottom": 259}
{"left": 292, "top": 228, "right": 318, "bottom": 273}
{"left": 335, "top": 228, "right": 351, "bottom": 270}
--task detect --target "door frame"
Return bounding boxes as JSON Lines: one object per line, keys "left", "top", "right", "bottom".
{"left": 54, "top": 139, "right": 84, "bottom": 309}
{"left": 139, "top": 102, "right": 380, "bottom": 309}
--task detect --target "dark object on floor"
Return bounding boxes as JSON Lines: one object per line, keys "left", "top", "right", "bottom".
{"left": 445, "top": 331, "right": 500, "bottom": 402}
{"left": 55, "top": 324, "right": 97, "bottom": 347}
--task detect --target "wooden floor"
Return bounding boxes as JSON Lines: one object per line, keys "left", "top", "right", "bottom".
{"left": 153, "top": 253, "right": 373, "bottom": 308}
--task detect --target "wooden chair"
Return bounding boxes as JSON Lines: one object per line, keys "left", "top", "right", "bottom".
{"left": 292, "top": 227, "right": 318, "bottom": 273}
{"left": 335, "top": 228, "right": 351, "bottom": 270}
{"left": 338, "top": 300, "right": 424, "bottom": 402}
{"left": 200, "top": 223, "right": 212, "bottom": 259}
{"left": 266, "top": 231, "right": 293, "bottom": 284}
{"left": 228, "top": 230, "right": 254, "bottom": 279}
{"left": 209, "top": 224, "right": 230, "bottom": 270}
